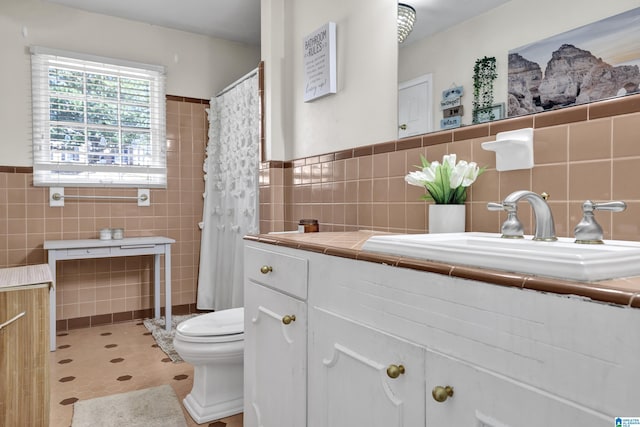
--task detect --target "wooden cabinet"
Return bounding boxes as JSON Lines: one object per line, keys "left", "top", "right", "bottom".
{"left": 308, "top": 307, "right": 425, "bottom": 427}
{"left": 0, "top": 268, "right": 50, "bottom": 427}
{"left": 244, "top": 244, "right": 308, "bottom": 427}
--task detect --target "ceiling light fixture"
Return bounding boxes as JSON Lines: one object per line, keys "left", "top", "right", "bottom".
{"left": 397, "top": 3, "right": 416, "bottom": 43}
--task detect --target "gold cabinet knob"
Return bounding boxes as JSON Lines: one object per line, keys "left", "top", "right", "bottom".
{"left": 260, "top": 265, "right": 273, "bottom": 274}
{"left": 386, "top": 364, "right": 405, "bottom": 379}
{"left": 282, "top": 314, "right": 296, "bottom": 325}
{"left": 432, "top": 385, "right": 454, "bottom": 402}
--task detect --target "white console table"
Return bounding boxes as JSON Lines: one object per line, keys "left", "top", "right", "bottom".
{"left": 44, "top": 236, "right": 175, "bottom": 351}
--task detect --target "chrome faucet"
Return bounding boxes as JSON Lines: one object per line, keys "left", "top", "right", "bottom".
{"left": 488, "top": 190, "right": 557, "bottom": 241}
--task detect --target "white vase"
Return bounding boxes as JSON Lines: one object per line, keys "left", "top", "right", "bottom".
{"left": 428, "top": 204, "right": 466, "bottom": 234}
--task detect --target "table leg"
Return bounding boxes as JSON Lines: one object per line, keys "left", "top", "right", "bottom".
{"left": 164, "top": 244, "right": 172, "bottom": 331}
{"left": 154, "top": 254, "right": 161, "bottom": 320}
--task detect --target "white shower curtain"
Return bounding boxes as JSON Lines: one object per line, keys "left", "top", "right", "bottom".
{"left": 197, "top": 72, "right": 259, "bottom": 310}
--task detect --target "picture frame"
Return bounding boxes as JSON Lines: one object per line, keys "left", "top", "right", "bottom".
{"left": 474, "top": 103, "right": 504, "bottom": 124}
{"left": 303, "top": 22, "right": 337, "bottom": 102}
{"left": 507, "top": 7, "right": 640, "bottom": 116}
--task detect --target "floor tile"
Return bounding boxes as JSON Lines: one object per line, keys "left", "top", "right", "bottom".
{"left": 50, "top": 320, "right": 243, "bottom": 427}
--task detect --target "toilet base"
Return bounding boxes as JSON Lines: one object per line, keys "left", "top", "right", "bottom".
{"left": 172, "top": 313, "right": 244, "bottom": 424}
{"left": 183, "top": 393, "right": 243, "bottom": 424}
{"left": 180, "top": 351, "right": 244, "bottom": 424}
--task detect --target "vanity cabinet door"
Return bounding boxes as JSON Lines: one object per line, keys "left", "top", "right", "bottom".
{"left": 308, "top": 307, "right": 426, "bottom": 427}
{"left": 244, "top": 281, "right": 307, "bottom": 427}
{"left": 425, "top": 349, "right": 611, "bottom": 427}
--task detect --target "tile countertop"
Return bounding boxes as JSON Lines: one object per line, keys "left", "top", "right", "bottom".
{"left": 244, "top": 230, "right": 640, "bottom": 309}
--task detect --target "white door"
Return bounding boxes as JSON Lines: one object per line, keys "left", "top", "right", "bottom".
{"left": 244, "top": 282, "right": 307, "bottom": 427}
{"left": 398, "top": 74, "right": 433, "bottom": 138}
{"left": 308, "top": 307, "right": 426, "bottom": 427}
{"left": 426, "top": 349, "right": 611, "bottom": 427}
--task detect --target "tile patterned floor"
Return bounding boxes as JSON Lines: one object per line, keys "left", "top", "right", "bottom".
{"left": 50, "top": 320, "right": 243, "bottom": 427}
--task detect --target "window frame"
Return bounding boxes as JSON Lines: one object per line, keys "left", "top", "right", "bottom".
{"left": 30, "top": 46, "right": 167, "bottom": 188}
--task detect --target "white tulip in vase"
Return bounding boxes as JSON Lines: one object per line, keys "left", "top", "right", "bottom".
{"left": 405, "top": 154, "right": 485, "bottom": 233}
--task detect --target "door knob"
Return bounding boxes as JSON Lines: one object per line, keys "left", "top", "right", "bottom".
{"left": 399, "top": 124, "right": 407, "bottom": 130}
{"left": 432, "top": 385, "right": 454, "bottom": 402}
{"left": 386, "top": 364, "right": 405, "bottom": 379}
{"left": 260, "top": 265, "right": 272, "bottom": 274}
{"left": 282, "top": 314, "right": 296, "bottom": 325}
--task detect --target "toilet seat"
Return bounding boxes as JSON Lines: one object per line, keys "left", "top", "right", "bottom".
{"left": 175, "top": 307, "right": 244, "bottom": 344}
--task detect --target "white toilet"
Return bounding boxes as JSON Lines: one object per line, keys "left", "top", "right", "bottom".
{"left": 173, "top": 307, "right": 244, "bottom": 424}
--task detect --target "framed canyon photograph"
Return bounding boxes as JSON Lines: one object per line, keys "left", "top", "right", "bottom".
{"left": 507, "top": 7, "right": 640, "bottom": 117}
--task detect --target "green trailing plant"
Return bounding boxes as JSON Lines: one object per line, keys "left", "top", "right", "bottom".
{"left": 472, "top": 56, "right": 497, "bottom": 123}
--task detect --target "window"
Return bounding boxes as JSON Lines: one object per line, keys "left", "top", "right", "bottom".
{"left": 30, "top": 47, "right": 167, "bottom": 187}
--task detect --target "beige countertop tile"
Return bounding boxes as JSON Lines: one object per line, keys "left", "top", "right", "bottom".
{"left": 246, "top": 231, "right": 640, "bottom": 308}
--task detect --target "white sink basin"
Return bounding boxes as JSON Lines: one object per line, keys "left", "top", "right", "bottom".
{"left": 361, "top": 232, "right": 640, "bottom": 282}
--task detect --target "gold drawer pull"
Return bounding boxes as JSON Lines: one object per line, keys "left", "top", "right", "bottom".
{"left": 432, "top": 385, "right": 454, "bottom": 402}
{"left": 282, "top": 315, "right": 296, "bottom": 325}
{"left": 386, "top": 364, "right": 405, "bottom": 379}
{"left": 260, "top": 265, "right": 273, "bottom": 274}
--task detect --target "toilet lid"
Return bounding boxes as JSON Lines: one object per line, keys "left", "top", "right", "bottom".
{"left": 177, "top": 307, "right": 244, "bottom": 337}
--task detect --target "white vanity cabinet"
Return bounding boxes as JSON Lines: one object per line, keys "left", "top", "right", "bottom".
{"left": 244, "top": 239, "right": 640, "bottom": 427}
{"left": 425, "top": 349, "right": 611, "bottom": 426}
{"left": 244, "top": 244, "right": 308, "bottom": 427}
{"left": 308, "top": 307, "right": 426, "bottom": 427}
{"left": 307, "top": 248, "right": 639, "bottom": 426}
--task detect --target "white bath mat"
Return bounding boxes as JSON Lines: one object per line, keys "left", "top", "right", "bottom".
{"left": 71, "top": 385, "right": 187, "bottom": 427}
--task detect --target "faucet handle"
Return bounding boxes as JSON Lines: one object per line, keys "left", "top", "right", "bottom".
{"left": 487, "top": 202, "right": 505, "bottom": 211}
{"left": 487, "top": 202, "right": 524, "bottom": 238}
{"left": 589, "top": 200, "right": 627, "bottom": 212}
{"left": 574, "top": 200, "right": 627, "bottom": 244}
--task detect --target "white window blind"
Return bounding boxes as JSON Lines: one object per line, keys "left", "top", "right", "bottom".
{"left": 30, "top": 46, "right": 167, "bottom": 188}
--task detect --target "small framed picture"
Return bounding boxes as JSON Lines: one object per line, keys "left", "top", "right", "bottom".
{"left": 474, "top": 103, "right": 504, "bottom": 123}
{"left": 303, "top": 22, "right": 337, "bottom": 102}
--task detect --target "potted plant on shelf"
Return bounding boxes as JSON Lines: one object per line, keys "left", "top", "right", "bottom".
{"left": 472, "top": 56, "right": 498, "bottom": 124}
{"left": 405, "top": 154, "right": 484, "bottom": 233}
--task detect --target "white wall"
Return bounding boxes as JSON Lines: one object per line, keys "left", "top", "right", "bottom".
{"left": 262, "top": 0, "right": 398, "bottom": 161}
{"left": 399, "top": 0, "right": 640, "bottom": 129}
{"left": 261, "top": 0, "right": 288, "bottom": 161}
{"left": 0, "top": 0, "right": 260, "bottom": 166}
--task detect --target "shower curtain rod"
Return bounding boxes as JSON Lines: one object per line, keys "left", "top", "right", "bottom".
{"left": 215, "top": 67, "right": 258, "bottom": 98}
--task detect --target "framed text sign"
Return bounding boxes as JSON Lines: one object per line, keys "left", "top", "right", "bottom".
{"left": 303, "top": 22, "right": 337, "bottom": 102}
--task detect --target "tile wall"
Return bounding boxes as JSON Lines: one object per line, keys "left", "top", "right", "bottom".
{"left": 260, "top": 94, "right": 640, "bottom": 243}
{"left": 4, "top": 92, "right": 640, "bottom": 328}
{"left": 0, "top": 97, "right": 208, "bottom": 329}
